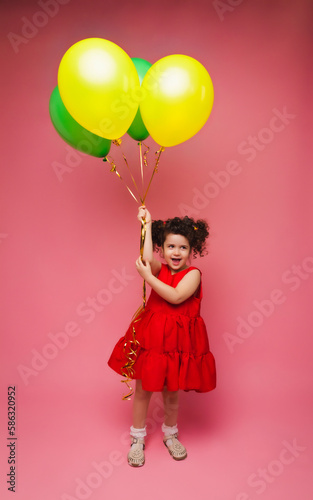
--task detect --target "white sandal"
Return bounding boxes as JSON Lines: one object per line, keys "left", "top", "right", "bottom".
{"left": 163, "top": 433, "right": 187, "bottom": 461}
{"left": 127, "top": 437, "right": 145, "bottom": 467}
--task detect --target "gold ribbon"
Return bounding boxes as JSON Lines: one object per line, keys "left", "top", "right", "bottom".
{"left": 105, "top": 156, "right": 140, "bottom": 204}
{"left": 121, "top": 323, "right": 141, "bottom": 400}
{"left": 113, "top": 140, "right": 143, "bottom": 204}
{"left": 142, "top": 146, "right": 165, "bottom": 203}
{"left": 139, "top": 141, "right": 144, "bottom": 193}
{"left": 104, "top": 140, "right": 165, "bottom": 399}
{"left": 120, "top": 218, "right": 147, "bottom": 400}
{"left": 105, "top": 140, "right": 164, "bottom": 206}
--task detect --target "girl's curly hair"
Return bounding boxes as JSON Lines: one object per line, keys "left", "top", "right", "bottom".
{"left": 151, "top": 216, "right": 209, "bottom": 258}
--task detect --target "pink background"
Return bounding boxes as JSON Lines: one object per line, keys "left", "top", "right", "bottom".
{"left": 1, "top": 0, "right": 312, "bottom": 499}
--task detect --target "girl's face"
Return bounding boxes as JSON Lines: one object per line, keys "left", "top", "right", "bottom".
{"left": 162, "top": 233, "right": 191, "bottom": 273}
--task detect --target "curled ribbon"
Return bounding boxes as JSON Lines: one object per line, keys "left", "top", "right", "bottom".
{"left": 121, "top": 323, "right": 141, "bottom": 400}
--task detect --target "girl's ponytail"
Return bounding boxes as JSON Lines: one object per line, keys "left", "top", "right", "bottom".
{"left": 190, "top": 219, "right": 209, "bottom": 257}
{"left": 151, "top": 219, "right": 165, "bottom": 250}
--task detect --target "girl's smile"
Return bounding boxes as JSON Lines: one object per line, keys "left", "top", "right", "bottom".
{"left": 162, "top": 233, "right": 191, "bottom": 273}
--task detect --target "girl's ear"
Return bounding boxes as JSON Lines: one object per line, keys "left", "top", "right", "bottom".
{"left": 160, "top": 246, "right": 164, "bottom": 258}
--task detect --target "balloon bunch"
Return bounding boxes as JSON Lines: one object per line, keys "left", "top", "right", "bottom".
{"left": 50, "top": 37, "right": 214, "bottom": 152}
{"left": 49, "top": 37, "right": 214, "bottom": 399}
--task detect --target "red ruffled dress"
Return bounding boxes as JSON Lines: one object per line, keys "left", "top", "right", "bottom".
{"left": 108, "top": 264, "right": 216, "bottom": 392}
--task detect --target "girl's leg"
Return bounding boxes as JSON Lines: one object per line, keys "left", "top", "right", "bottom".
{"left": 132, "top": 379, "right": 153, "bottom": 428}
{"left": 162, "top": 387, "right": 179, "bottom": 426}
{"left": 128, "top": 380, "right": 152, "bottom": 467}
{"left": 162, "top": 388, "right": 187, "bottom": 460}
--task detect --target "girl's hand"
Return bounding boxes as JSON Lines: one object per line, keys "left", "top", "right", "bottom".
{"left": 137, "top": 205, "right": 151, "bottom": 224}
{"left": 135, "top": 256, "right": 152, "bottom": 280}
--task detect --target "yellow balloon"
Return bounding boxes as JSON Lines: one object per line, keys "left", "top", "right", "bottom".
{"left": 58, "top": 38, "right": 140, "bottom": 140}
{"left": 140, "top": 55, "right": 214, "bottom": 147}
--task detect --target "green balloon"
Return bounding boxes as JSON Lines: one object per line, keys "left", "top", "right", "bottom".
{"left": 49, "top": 86, "right": 111, "bottom": 158}
{"left": 127, "top": 58, "right": 152, "bottom": 141}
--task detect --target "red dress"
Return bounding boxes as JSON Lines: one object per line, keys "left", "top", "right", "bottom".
{"left": 108, "top": 264, "right": 216, "bottom": 392}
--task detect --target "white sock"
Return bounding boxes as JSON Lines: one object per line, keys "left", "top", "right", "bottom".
{"left": 162, "top": 423, "right": 178, "bottom": 446}
{"left": 130, "top": 426, "right": 146, "bottom": 447}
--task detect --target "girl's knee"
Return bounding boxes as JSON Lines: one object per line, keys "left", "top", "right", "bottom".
{"left": 163, "top": 390, "right": 179, "bottom": 409}
{"left": 163, "top": 388, "right": 179, "bottom": 399}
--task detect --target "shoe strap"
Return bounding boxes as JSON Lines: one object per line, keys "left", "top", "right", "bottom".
{"left": 164, "top": 433, "right": 179, "bottom": 442}
{"left": 131, "top": 437, "right": 145, "bottom": 447}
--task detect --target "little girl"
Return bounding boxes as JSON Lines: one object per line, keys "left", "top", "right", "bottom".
{"left": 108, "top": 206, "right": 216, "bottom": 467}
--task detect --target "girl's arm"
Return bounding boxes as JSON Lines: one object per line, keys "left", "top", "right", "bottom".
{"left": 136, "top": 258, "right": 200, "bottom": 305}
{"left": 138, "top": 206, "right": 161, "bottom": 276}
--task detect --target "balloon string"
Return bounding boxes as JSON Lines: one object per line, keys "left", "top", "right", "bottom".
{"left": 105, "top": 156, "right": 139, "bottom": 204}
{"left": 140, "top": 218, "right": 147, "bottom": 308}
{"left": 142, "top": 146, "right": 165, "bottom": 204}
{"left": 105, "top": 142, "right": 162, "bottom": 207}
{"left": 138, "top": 141, "right": 150, "bottom": 200}
{"left": 142, "top": 142, "right": 150, "bottom": 168}
{"left": 139, "top": 142, "right": 144, "bottom": 193}
{"left": 113, "top": 140, "right": 143, "bottom": 204}
{"left": 120, "top": 218, "right": 146, "bottom": 400}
